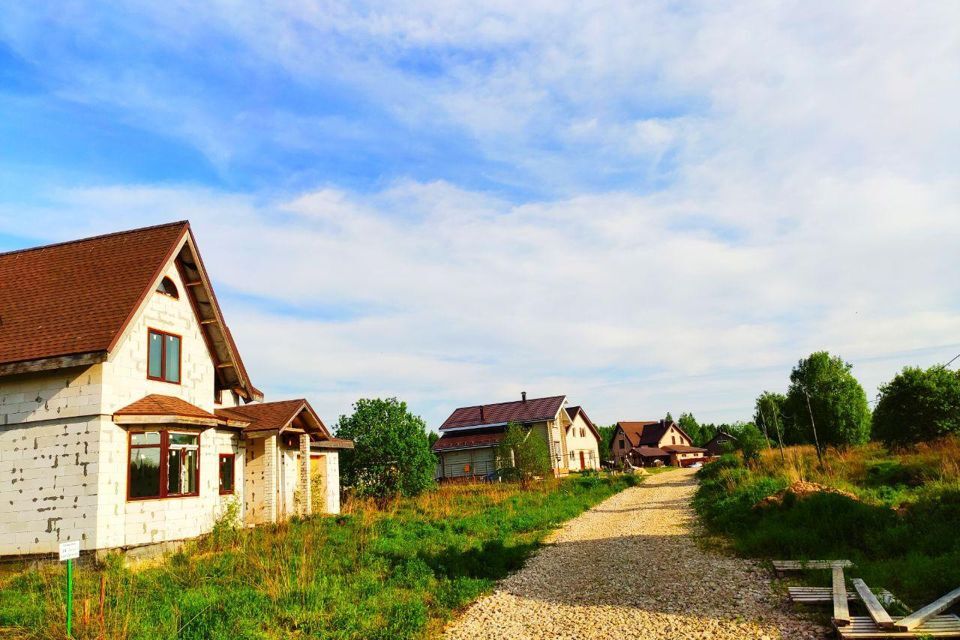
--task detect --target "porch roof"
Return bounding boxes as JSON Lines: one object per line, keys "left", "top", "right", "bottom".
{"left": 631, "top": 445, "right": 669, "bottom": 457}
{"left": 216, "top": 399, "right": 351, "bottom": 450}
{"left": 113, "top": 394, "right": 246, "bottom": 428}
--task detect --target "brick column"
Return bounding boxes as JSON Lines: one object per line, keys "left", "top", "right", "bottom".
{"left": 299, "top": 434, "right": 311, "bottom": 516}
{"left": 263, "top": 435, "right": 277, "bottom": 523}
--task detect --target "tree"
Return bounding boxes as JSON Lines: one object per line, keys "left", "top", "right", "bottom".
{"left": 664, "top": 411, "right": 674, "bottom": 422}
{"left": 596, "top": 424, "right": 617, "bottom": 463}
{"left": 495, "top": 423, "right": 551, "bottom": 488}
{"left": 677, "top": 412, "right": 702, "bottom": 445}
{"left": 872, "top": 366, "right": 960, "bottom": 447}
{"left": 784, "top": 352, "right": 871, "bottom": 455}
{"left": 733, "top": 422, "right": 766, "bottom": 465}
{"left": 335, "top": 398, "right": 436, "bottom": 501}
{"left": 427, "top": 431, "right": 440, "bottom": 449}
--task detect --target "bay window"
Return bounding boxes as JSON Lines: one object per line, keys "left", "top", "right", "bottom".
{"left": 128, "top": 431, "right": 200, "bottom": 500}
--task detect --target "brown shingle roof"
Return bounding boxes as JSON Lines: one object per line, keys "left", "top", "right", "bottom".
{"left": 615, "top": 421, "right": 663, "bottom": 447}
{"left": 662, "top": 444, "right": 707, "bottom": 454}
{"left": 440, "top": 395, "right": 566, "bottom": 431}
{"left": 631, "top": 445, "right": 669, "bottom": 457}
{"left": 432, "top": 427, "right": 507, "bottom": 451}
{"left": 216, "top": 399, "right": 330, "bottom": 435}
{"left": 114, "top": 394, "right": 218, "bottom": 420}
{"left": 0, "top": 222, "right": 188, "bottom": 366}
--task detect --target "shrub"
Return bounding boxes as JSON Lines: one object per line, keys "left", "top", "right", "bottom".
{"left": 495, "top": 423, "right": 551, "bottom": 489}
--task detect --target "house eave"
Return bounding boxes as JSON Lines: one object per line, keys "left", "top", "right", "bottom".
{"left": 0, "top": 351, "right": 108, "bottom": 378}
{"left": 113, "top": 414, "right": 220, "bottom": 427}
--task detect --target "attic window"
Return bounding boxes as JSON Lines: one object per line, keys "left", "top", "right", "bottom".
{"left": 157, "top": 277, "right": 179, "bottom": 299}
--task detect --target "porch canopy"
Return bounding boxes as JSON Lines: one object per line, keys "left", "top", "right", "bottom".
{"left": 216, "top": 399, "right": 352, "bottom": 448}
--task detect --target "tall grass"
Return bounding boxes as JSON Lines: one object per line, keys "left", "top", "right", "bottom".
{"left": 694, "top": 438, "right": 960, "bottom": 606}
{"left": 0, "top": 473, "right": 641, "bottom": 640}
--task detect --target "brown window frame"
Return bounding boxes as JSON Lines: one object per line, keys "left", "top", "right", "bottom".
{"left": 127, "top": 430, "right": 201, "bottom": 501}
{"left": 219, "top": 453, "right": 236, "bottom": 495}
{"left": 618, "top": 439, "right": 625, "bottom": 449}
{"left": 147, "top": 328, "right": 182, "bottom": 384}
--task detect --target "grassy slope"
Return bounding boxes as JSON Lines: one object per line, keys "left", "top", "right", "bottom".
{"left": 0, "top": 473, "right": 642, "bottom": 640}
{"left": 693, "top": 439, "right": 960, "bottom": 607}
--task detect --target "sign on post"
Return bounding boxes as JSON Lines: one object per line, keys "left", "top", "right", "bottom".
{"left": 59, "top": 540, "right": 80, "bottom": 561}
{"left": 60, "top": 540, "right": 80, "bottom": 638}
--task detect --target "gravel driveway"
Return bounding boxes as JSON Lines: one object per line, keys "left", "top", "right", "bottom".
{"left": 443, "top": 468, "right": 828, "bottom": 640}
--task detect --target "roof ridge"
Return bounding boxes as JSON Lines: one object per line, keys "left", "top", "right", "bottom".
{"left": 462, "top": 394, "right": 566, "bottom": 410}
{"left": 0, "top": 220, "right": 190, "bottom": 258}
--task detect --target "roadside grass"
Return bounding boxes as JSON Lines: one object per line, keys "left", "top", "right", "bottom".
{"left": 693, "top": 438, "right": 960, "bottom": 607}
{"left": 0, "top": 472, "right": 642, "bottom": 640}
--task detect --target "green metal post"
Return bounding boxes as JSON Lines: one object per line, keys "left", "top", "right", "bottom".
{"left": 66, "top": 558, "right": 73, "bottom": 638}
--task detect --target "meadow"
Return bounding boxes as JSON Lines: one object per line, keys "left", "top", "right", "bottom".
{"left": 693, "top": 437, "right": 960, "bottom": 606}
{"left": 0, "top": 473, "right": 641, "bottom": 640}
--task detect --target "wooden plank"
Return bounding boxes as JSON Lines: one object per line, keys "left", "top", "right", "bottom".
{"left": 788, "top": 586, "right": 895, "bottom": 603}
{"left": 839, "top": 615, "right": 960, "bottom": 638}
{"left": 852, "top": 579, "right": 894, "bottom": 629}
{"left": 895, "top": 587, "right": 960, "bottom": 632}
{"left": 773, "top": 559, "right": 853, "bottom": 571}
{"left": 833, "top": 566, "right": 851, "bottom": 627}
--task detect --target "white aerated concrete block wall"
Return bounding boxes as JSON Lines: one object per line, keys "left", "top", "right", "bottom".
{"left": 103, "top": 265, "right": 218, "bottom": 415}
{"left": 0, "top": 414, "right": 104, "bottom": 555}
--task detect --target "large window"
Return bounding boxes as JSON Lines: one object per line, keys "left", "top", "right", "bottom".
{"left": 219, "top": 454, "right": 235, "bottom": 495}
{"left": 148, "top": 329, "right": 181, "bottom": 383}
{"left": 128, "top": 431, "right": 200, "bottom": 500}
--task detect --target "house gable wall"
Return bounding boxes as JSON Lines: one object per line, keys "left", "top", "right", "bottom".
{"left": 566, "top": 413, "right": 601, "bottom": 471}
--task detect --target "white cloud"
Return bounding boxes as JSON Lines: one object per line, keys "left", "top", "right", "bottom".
{"left": 0, "top": 2, "right": 958, "bottom": 427}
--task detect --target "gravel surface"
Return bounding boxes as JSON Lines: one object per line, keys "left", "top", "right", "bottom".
{"left": 443, "top": 469, "right": 829, "bottom": 640}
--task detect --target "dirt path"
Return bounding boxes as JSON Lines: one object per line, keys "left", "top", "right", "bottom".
{"left": 443, "top": 469, "right": 828, "bottom": 640}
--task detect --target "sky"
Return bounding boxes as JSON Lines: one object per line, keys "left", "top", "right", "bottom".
{"left": 0, "top": 2, "right": 958, "bottom": 430}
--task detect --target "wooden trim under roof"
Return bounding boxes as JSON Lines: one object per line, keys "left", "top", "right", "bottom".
{"left": 173, "top": 229, "right": 262, "bottom": 402}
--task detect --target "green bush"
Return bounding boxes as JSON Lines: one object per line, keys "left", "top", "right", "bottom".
{"left": 873, "top": 366, "right": 960, "bottom": 447}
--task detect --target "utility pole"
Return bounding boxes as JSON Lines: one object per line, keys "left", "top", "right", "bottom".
{"left": 804, "top": 389, "right": 824, "bottom": 470}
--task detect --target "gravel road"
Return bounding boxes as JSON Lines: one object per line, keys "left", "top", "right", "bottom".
{"left": 443, "top": 468, "right": 828, "bottom": 640}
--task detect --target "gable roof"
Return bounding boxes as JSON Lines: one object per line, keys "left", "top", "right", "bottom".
{"left": 0, "top": 222, "right": 187, "bottom": 369}
{"left": 565, "top": 406, "right": 601, "bottom": 440}
{"left": 615, "top": 420, "right": 694, "bottom": 448}
{"left": 216, "top": 399, "right": 329, "bottom": 436}
{"left": 0, "top": 221, "right": 260, "bottom": 400}
{"left": 439, "top": 395, "right": 566, "bottom": 431}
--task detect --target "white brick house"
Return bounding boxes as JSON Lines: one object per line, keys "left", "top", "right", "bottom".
{"left": 0, "top": 221, "right": 351, "bottom": 557}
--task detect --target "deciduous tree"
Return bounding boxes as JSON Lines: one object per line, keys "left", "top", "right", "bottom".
{"left": 873, "top": 365, "right": 960, "bottom": 447}
{"left": 784, "top": 352, "right": 871, "bottom": 454}
{"left": 336, "top": 398, "right": 436, "bottom": 501}
{"left": 495, "top": 423, "right": 551, "bottom": 488}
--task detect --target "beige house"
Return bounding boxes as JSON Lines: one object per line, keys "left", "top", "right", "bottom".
{"left": 0, "top": 221, "right": 350, "bottom": 557}
{"left": 610, "top": 420, "right": 706, "bottom": 467}
{"left": 563, "top": 406, "right": 602, "bottom": 471}
{"left": 433, "top": 393, "right": 602, "bottom": 480}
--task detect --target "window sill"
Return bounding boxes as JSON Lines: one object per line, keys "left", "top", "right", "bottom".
{"left": 127, "top": 493, "right": 200, "bottom": 502}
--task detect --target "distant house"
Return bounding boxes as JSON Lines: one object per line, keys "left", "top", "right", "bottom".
{"left": 432, "top": 393, "right": 597, "bottom": 480}
{"left": 609, "top": 420, "right": 707, "bottom": 467}
{"left": 704, "top": 430, "right": 738, "bottom": 457}
{"left": 564, "top": 406, "right": 602, "bottom": 471}
{"left": 0, "top": 222, "right": 352, "bottom": 558}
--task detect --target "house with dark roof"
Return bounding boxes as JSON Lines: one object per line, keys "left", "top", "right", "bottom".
{"left": 609, "top": 420, "right": 707, "bottom": 468}
{"left": 0, "top": 222, "right": 351, "bottom": 557}
{"left": 432, "top": 393, "right": 598, "bottom": 479}
{"left": 564, "top": 406, "right": 602, "bottom": 471}
{"left": 703, "top": 430, "right": 738, "bottom": 457}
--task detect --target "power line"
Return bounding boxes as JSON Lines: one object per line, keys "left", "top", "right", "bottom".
{"left": 946, "top": 352, "right": 960, "bottom": 368}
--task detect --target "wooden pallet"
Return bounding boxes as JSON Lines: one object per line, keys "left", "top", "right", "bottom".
{"left": 788, "top": 586, "right": 894, "bottom": 604}
{"left": 838, "top": 614, "right": 960, "bottom": 638}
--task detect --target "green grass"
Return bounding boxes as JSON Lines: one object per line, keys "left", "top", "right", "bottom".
{"left": 0, "top": 472, "right": 642, "bottom": 640}
{"left": 693, "top": 444, "right": 960, "bottom": 607}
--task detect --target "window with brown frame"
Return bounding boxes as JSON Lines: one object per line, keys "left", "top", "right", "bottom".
{"left": 148, "top": 329, "right": 181, "bottom": 383}
{"left": 219, "top": 454, "right": 235, "bottom": 495}
{"left": 618, "top": 439, "right": 625, "bottom": 449}
{"left": 128, "top": 431, "right": 199, "bottom": 500}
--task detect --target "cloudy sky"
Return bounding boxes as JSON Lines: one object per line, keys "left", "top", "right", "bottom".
{"left": 1, "top": 2, "right": 958, "bottom": 429}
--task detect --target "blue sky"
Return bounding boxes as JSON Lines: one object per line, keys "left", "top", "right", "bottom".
{"left": 1, "top": 2, "right": 958, "bottom": 429}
